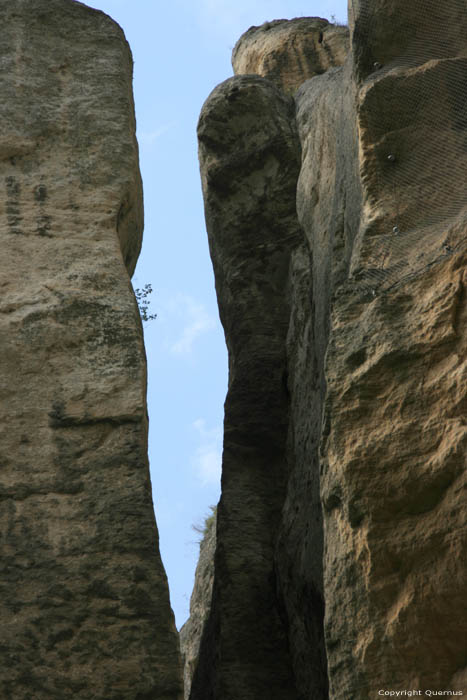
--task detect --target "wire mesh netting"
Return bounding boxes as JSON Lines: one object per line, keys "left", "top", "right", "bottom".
{"left": 348, "top": 0, "right": 467, "bottom": 295}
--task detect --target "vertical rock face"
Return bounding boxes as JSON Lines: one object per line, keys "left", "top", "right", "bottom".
{"left": 321, "top": 1, "right": 467, "bottom": 696}
{"left": 180, "top": 511, "right": 217, "bottom": 700}
{"left": 191, "top": 19, "right": 352, "bottom": 700}
{"left": 0, "top": 2, "right": 182, "bottom": 698}
{"left": 193, "top": 73, "right": 303, "bottom": 700}
{"left": 191, "top": 18, "right": 351, "bottom": 700}
{"left": 192, "top": 7, "right": 466, "bottom": 700}
{"left": 323, "top": 254, "right": 467, "bottom": 697}
{"left": 275, "top": 58, "right": 361, "bottom": 700}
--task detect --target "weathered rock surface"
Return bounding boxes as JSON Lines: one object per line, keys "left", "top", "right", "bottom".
{"left": 321, "top": 1, "right": 467, "bottom": 695}
{"left": 0, "top": 1, "right": 182, "bottom": 698}
{"left": 192, "top": 74, "right": 303, "bottom": 700}
{"left": 323, "top": 252, "right": 467, "bottom": 697}
{"left": 191, "top": 7, "right": 467, "bottom": 700}
{"left": 232, "top": 18, "right": 348, "bottom": 95}
{"left": 349, "top": 0, "right": 467, "bottom": 80}
{"left": 180, "top": 510, "right": 217, "bottom": 700}
{"left": 274, "top": 58, "right": 362, "bottom": 700}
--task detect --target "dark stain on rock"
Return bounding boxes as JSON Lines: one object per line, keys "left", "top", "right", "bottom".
{"left": 48, "top": 400, "right": 67, "bottom": 428}
{"left": 5, "top": 175, "right": 24, "bottom": 235}
{"left": 6, "top": 175, "right": 20, "bottom": 199}
{"left": 34, "top": 183, "right": 53, "bottom": 236}
{"left": 346, "top": 347, "right": 367, "bottom": 369}
{"left": 348, "top": 501, "right": 365, "bottom": 528}
{"left": 37, "top": 213, "right": 53, "bottom": 237}
{"left": 47, "top": 627, "right": 74, "bottom": 650}
{"left": 87, "top": 580, "right": 119, "bottom": 600}
{"left": 34, "top": 184, "right": 47, "bottom": 202}
{"left": 323, "top": 491, "right": 342, "bottom": 513}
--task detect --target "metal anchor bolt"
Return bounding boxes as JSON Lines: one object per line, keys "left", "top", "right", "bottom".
{"left": 387, "top": 154, "right": 396, "bottom": 162}
{"left": 392, "top": 226, "right": 399, "bottom": 234}
{"left": 373, "top": 61, "right": 383, "bottom": 70}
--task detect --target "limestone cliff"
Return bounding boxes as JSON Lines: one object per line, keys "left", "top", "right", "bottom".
{"left": 0, "top": 2, "right": 182, "bottom": 698}
{"left": 188, "top": 6, "right": 466, "bottom": 699}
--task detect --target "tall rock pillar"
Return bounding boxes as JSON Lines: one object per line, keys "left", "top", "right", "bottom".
{"left": 192, "top": 18, "right": 350, "bottom": 700}
{"left": 0, "top": 2, "right": 182, "bottom": 698}
{"left": 194, "top": 73, "right": 303, "bottom": 700}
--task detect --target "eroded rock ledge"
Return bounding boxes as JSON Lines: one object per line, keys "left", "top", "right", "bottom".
{"left": 188, "top": 6, "right": 466, "bottom": 699}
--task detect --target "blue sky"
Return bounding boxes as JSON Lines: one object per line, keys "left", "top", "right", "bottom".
{"left": 84, "top": 0, "right": 348, "bottom": 628}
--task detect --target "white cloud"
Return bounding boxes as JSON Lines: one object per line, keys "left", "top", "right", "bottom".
{"left": 192, "top": 418, "right": 222, "bottom": 442}
{"left": 195, "top": 447, "right": 222, "bottom": 485}
{"left": 137, "top": 123, "right": 174, "bottom": 148}
{"left": 192, "top": 419, "right": 222, "bottom": 486}
{"left": 168, "top": 294, "right": 216, "bottom": 355}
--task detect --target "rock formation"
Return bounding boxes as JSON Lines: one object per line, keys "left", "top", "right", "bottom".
{"left": 322, "top": 2, "right": 467, "bottom": 695}
{"left": 0, "top": 1, "right": 182, "bottom": 698}
{"left": 180, "top": 509, "right": 217, "bottom": 700}
{"left": 195, "top": 71, "right": 304, "bottom": 700}
{"left": 232, "top": 18, "right": 348, "bottom": 95}
{"left": 188, "top": 4, "right": 467, "bottom": 699}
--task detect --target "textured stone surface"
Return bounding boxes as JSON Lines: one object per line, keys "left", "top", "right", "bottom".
{"left": 349, "top": 0, "right": 467, "bottom": 80}
{"left": 191, "top": 17, "right": 354, "bottom": 700}
{"left": 321, "top": 0, "right": 467, "bottom": 696}
{"left": 193, "top": 74, "right": 303, "bottom": 700}
{"left": 0, "top": 2, "right": 182, "bottom": 698}
{"left": 348, "top": 3, "right": 467, "bottom": 294}
{"left": 190, "top": 22, "right": 356, "bottom": 700}
{"left": 180, "top": 511, "right": 216, "bottom": 700}
{"left": 193, "top": 6, "right": 467, "bottom": 700}
{"left": 322, "top": 253, "right": 467, "bottom": 697}
{"left": 274, "top": 59, "right": 362, "bottom": 700}
{"left": 232, "top": 18, "right": 348, "bottom": 95}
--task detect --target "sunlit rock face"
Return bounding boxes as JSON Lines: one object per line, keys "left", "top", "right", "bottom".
{"left": 190, "top": 7, "right": 466, "bottom": 700}
{"left": 322, "top": 0, "right": 467, "bottom": 695}
{"left": 232, "top": 17, "right": 349, "bottom": 95}
{"left": 0, "top": 2, "right": 182, "bottom": 698}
